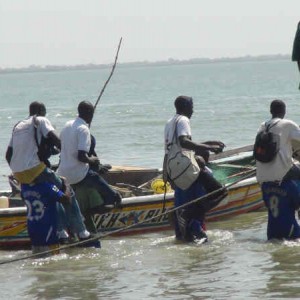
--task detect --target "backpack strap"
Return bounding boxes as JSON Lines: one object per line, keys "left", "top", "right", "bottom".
{"left": 11, "top": 121, "right": 21, "bottom": 134}
{"left": 265, "top": 119, "right": 280, "bottom": 132}
{"left": 32, "top": 115, "right": 40, "bottom": 148}
{"left": 172, "top": 116, "right": 181, "bottom": 144}
{"left": 167, "top": 116, "right": 181, "bottom": 150}
{"left": 10, "top": 116, "right": 40, "bottom": 152}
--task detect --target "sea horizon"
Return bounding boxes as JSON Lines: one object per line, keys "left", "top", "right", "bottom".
{"left": 0, "top": 53, "right": 291, "bottom": 75}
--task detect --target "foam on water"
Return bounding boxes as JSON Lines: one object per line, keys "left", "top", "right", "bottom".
{"left": 1, "top": 60, "right": 300, "bottom": 298}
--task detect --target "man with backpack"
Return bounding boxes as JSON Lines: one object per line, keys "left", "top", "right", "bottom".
{"left": 6, "top": 102, "right": 91, "bottom": 244}
{"left": 255, "top": 99, "right": 300, "bottom": 240}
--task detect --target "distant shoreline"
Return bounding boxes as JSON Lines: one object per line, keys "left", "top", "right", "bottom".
{"left": 0, "top": 54, "right": 291, "bottom": 74}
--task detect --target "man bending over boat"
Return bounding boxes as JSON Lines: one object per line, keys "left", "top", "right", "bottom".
{"left": 5, "top": 102, "right": 91, "bottom": 242}
{"left": 57, "top": 101, "right": 122, "bottom": 215}
{"left": 164, "top": 96, "right": 227, "bottom": 243}
{"left": 255, "top": 100, "right": 300, "bottom": 240}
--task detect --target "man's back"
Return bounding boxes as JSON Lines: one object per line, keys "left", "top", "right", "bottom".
{"left": 262, "top": 180, "right": 300, "bottom": 240}
{"left": 57, "top": 117, "right": 90, "bottom": 184}
{"left": 22, "top": 182, "right": 63, "bottom": 246}
{"left": 9, "top": 117, "right": 40, "bottom": 173}
{"left": 164, "top": 114, "right": 191, "bottom": 154}
{"left": 256, "top": 118, "right": 300, "bottom": 183}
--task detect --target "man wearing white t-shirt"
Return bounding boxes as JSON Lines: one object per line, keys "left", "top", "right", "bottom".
{"left": 256, "top": 99, "right": 300, "bottom": 240}
{"left": 6, "top": 102, "right": 90, "bottom": 241}
{"left": 164, "top": 96, "right": 226, "bottom": 243}
{"left": 57, "top": 101, "right": 121, "bottom": 210}
{"left": 6, "top": 102, "right": 60, "bottom": 184}
{"left": 256, "top": 100, "right": 300, "bottom": 183}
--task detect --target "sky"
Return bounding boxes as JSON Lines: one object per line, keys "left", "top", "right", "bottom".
{"left": 0, "top": 0, "right": 299, "bottom": 68}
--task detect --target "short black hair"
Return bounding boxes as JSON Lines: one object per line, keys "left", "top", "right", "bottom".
{"left": 77, "top": 101, "right": 94, "bottom": 123}
{"left": 270, "top": 99, "right": 286, "bottom": 115}
{"left": 29, "top": 101, "right": 46, "bottom": 116}
{"left": 174, "top": 96, "right": 193, "bottom": 113}
{"left": 78, "top": 101, "right": 94, "bottom": 117}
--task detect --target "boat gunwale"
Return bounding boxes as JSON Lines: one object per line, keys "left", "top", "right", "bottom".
{"left": 0, "top": 176, "right": 258, "bottom": 215}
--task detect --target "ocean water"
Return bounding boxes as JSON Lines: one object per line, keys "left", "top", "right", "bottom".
{"left": 1, "top": 59, "right": 300, "bottom": 299}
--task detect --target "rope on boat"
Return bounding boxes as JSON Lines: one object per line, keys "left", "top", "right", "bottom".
{"left": 0, "top": 168, "right": 257, "bottom": 266}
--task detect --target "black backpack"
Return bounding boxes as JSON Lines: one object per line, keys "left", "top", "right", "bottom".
{"left": 253, "top": 120, "right": 280, "bottom": 163}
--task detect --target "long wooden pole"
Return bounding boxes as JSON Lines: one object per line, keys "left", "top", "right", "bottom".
{"left": 93, "top": 37, "right": 123, "bottom": 111}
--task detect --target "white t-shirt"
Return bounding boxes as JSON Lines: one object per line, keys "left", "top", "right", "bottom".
{"left": 164, "top": 114, "right": 191, "bottom": 154}
{"left": 256, "top": 118, "right": 300, "bottom": 183}
{"left": 57, "top": 117, "right": 91, "bottom": 184}
{"left": 8, "top": 116, "right": 54, "bottom": 172}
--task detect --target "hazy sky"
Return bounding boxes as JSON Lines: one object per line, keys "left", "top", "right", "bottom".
{"left": 0, "top": 0, "right": 299, "bottom": 68}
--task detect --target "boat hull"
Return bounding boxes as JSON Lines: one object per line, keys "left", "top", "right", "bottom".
{"left": 0, "top": 177, "right": 263, "bottom": 248}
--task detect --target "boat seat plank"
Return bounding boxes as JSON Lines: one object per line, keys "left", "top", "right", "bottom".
{"left": 216, "top": 164, "right": 254, "bottom": 169}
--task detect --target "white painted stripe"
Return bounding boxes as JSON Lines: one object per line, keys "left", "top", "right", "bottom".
{"left": 45, "top": 226, "right": 53, "bottom": 243}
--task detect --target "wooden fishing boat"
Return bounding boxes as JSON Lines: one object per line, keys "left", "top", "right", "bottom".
{"left": 0, "top": 145, "right": 263, "bottom": 249}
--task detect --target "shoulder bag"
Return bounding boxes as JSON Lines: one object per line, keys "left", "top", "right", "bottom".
{"left": 166, "top": 117, "right": 200, "bottom": 190}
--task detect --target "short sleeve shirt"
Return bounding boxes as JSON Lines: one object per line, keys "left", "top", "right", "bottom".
{"left": 262, "top": 180, "right": 300, "bottom": 239}
{"left": 164, "top": 114, "right": 191, "bottom": 154}
{"left": 256, "top": 118, "right": 300, "bottom": 183}
{"left": 8, "top": 116, "right": 54, "bottom": 172}
{"left": 21, "top": 182, "right": 63, "bottom": 246}
{"left": 57, "top": 117, "right": 91, "bottom": 184}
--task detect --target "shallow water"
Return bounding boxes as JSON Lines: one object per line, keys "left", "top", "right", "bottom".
{"left": 1, "top": 59, "right": 300, "bottom": 299}
{"left": 2, "top": 211, "right": 300, "bottom": 299}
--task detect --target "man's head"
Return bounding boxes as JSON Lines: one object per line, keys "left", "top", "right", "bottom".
{"left": 78, "top": 101, "right": 94, "bottom": 124}
{"left": 174, "top": 96, "right": 193, "bottom": 118}
{"left": 29, "top": 101, "right": 46, "bottom": 116}
{"left": 270, "top": 99, "right": 286, "bottom": 119}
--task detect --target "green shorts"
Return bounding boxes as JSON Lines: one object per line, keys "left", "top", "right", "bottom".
{"left": 72, "top": 182, "right": 104, "bottom": 214}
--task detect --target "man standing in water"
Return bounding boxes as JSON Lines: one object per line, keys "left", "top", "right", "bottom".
{"left": 22, "top": 181, "right": 71, "bottom": 255}
{"left": 57, "top": 101, "right": 122, "bottom": 212}
{"left": 255, "top": 100, "right": 300, "bottom": 240}
{"left": 164, "top": 95, "right": 227, "bottom": 243}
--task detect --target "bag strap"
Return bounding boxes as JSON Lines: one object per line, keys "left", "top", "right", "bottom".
{"left": 32, "top": 115, "right": 40, "bottom": 148}
{"left": 265, "top": 119, "right": 280, "bottom": 132}
{"left": 171, "top": 116, "right": 181, "bottom": 144}
{"left": 167, "top": 116, "right": 181, "bottom": 150}
{"left": 11, "top": 121, "right": 21, "bottom": 134}
{"left": 10, "top": 116, "right": 40, "bottom": 148}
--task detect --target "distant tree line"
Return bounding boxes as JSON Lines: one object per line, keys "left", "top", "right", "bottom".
{"left": 0, "top": 54, "right": 290, "bottom": 74}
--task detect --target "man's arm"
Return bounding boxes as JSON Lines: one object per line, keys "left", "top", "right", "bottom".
{"left": 47, "top": 131, "right": 61, "bottom": 150}
{"left": 179, "top": 136, "right": 224, "bottom": 154}
{"left": 88, "top": 134, "right": 97, "bottom": 157}
{"left": 78, "top": 150, "right": 99, "bottom": 166}
{"left": 202, "top": 140, "right": 226, "bottom": 148}
{"left": 47, "top": 181, "right": 71, "bottom": 205}
{"left": 5, "top": 146, "right": 13, "bottom": 165}
{"left": 37, "top": 117, "right": 61, "bottom": 150}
